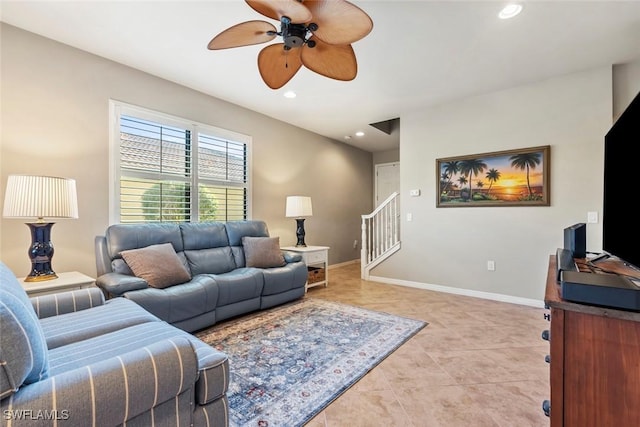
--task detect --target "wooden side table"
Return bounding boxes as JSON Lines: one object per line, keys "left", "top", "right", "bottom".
{"left": 543, "top": 255, "right": 640, "bottom": 425}
{"left": 281, "top": 245, "right": 330, "bottom": 290}
{"left": 19, "top": 271, "right": 95, "bottom": 297}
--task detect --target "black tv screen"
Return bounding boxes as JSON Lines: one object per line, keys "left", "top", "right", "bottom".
{"left": 603, "top": 91, "right": 640, "bottom": 270}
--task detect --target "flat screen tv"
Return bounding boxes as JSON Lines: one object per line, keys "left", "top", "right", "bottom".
{"left": 603, "top": 91, "right": 640, "bottom": 271}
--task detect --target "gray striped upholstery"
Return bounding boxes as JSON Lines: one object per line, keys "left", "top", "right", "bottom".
{"left": 0, "top": 262, "right": 49, "bottom": 399}
{"left": 30, "top": 287, "right": 105, "bottom": 319}
{"left": 1, "top": 337, "right": 197, "bottom": 426}
{"left": 1, "top": 262, "right": 230, "bottom": 427}
{"left": 194, "top": 396, "right": 230, "bottom": 427}
{"left": 48, "top": 321, "right": 229, "bottom": 405}
{"left": 39, "top": 297, "right": 160, "bottom": 349}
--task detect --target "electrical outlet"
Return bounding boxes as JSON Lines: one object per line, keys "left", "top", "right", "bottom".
{"left": 353, "top": 240, "right": 358, "bottom": 249}
{"left": 487, "top": 260, "right": 496, "bottom": 271}
{"left": 587, "top": 211, "right": 598, "bottom": 223}
{"left": 406, "top": 213, "right": 413, "bottom": 221}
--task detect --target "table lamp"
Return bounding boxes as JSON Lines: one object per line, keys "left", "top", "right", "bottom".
{"left": 3, "top": 175, "right": 79, "bottom": 281}
{"left": 285, "top": 196, "right": 312, "bottom": 247}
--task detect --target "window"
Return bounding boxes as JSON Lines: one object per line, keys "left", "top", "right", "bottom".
{"left": 110, "top": 101, "right": 251, "bottom": 223}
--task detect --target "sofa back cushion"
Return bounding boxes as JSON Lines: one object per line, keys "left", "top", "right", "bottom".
{"left": 0, "top": 262, "right": 49, "bottom": 399}
{"left": 105, "top": 223, "right": 186, "bottom": 275}
{"left": 180, "top": 222, "right": 238, "bottom": 275}
{"left": 225, "top": 220, "right": 270, "bottom": 267}
{"left": 106, "top": 223, "right": 184, "bottom": 260}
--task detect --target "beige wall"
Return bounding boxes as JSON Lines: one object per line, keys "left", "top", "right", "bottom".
{"left": 0, "top": 24, "right": 373, "bottom": 278}
{"left": 373, "top": 66, "right": 620, "bottom": 303}
{"left": 372, "top": 149, "right": 399, "bottom": 165}
{"left": 613, "top": 59, "right": 640, "bottom": 119}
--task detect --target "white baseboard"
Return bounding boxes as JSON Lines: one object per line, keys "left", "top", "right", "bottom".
{"left": 368, "top": 275, "right": 546, "bottom": 308}
{"left": 328, "top": 259, "right": 359, "bottom": 269}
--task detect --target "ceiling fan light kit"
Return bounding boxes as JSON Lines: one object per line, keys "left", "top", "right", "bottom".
{"left": 208, "top": 0, "right": 373, "bottom": 89}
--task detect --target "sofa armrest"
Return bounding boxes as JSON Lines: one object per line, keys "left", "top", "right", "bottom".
{"left": 282, "top": 251, "right": 303, "bottom": 263}
{"left": 0, "top": 337, "right": 198, "bottom": 426}
{"left": 30, "top": 288, "right": 105, "bottom": 319}
{"left": 96, "top": 272, "right": 148, "bottom": 298}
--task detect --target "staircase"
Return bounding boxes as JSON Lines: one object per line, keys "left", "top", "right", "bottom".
{"left": 361, "top": 191, "right": 400, "bottom": 279}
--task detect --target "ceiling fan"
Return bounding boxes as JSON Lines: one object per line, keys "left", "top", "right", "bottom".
{"left": 207, "top": 0, "right": 373, "bottom": 89}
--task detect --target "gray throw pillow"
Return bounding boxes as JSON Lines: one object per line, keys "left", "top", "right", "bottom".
{"left": 242, "top": 236, "right": 286, "bottom": 268}
{"left": 121, "top": 243, "right": 192, "bottom": 288}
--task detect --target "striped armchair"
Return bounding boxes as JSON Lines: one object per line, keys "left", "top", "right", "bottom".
{"left": 0, "top": 262, "right": 229, "bottom": 426}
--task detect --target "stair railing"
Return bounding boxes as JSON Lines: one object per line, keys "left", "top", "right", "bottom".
{"left": 361, "top": 191, "right": 400, "bottom": 279}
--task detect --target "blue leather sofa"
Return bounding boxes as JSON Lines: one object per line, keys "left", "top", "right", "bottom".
{"left": 94, "top": 220, "right": 308, "bottom": 333}
{"left": 0, "top": 261, "right": 229, "bottom": 426}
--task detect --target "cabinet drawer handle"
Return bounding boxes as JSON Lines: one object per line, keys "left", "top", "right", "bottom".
{"left": 541, "top": 329, "right": 550, "bottom": 341}
{"left": 544, "top": 313, "right": 551, "bottom": 321}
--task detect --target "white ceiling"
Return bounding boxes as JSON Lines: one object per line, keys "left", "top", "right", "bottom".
{"left": 2, "top": 1, "right": 640, "bottom": 152}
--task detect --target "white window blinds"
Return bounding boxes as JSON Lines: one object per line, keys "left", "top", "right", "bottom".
{"left": 112, "top": 103, "right": 250, "bottom": 223}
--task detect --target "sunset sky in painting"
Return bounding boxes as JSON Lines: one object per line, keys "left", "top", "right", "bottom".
{"left": 441, "top": 153, "right": 545, "bottom": 189}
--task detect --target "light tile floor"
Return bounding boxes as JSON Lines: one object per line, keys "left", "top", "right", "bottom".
{"left": 305, "top": 263, "right": 550, "bottom": 427}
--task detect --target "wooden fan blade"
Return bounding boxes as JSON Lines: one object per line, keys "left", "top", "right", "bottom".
{"left": 300, "top": 36, "right": 357, "bottom": 81}
{"left": 208, "top": 20, "right": 277, "bottom": 50}
{"left": 246, "top": 0, "right": 312, "bottom": 24}
{"left": 304, "top": 0, "right": 373, "bottom": 45}
{"left": 258, "top": 43, "right": 303, "bottom": 89}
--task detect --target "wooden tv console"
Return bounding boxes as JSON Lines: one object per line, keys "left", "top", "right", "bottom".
{"left": 544, "top": 255, "right": 640, "bottom": 426}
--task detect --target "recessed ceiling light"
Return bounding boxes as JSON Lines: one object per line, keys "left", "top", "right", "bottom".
{"left": 355, "top": 131, "right": 365, "bottom": 137}
{"left": 283, "top": 90, "right": 297, "bottom": 99}
{"left": 498, "top": 3, "right": 523, "bottom": 19}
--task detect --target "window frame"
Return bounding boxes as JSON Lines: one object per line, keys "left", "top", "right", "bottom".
{"left": 109, "top": 100, "right": 252, "bottom": 224}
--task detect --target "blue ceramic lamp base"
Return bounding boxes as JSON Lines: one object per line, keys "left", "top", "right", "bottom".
{"left": 24, "top": 222, "right": 58, "bottom": 282}
{"left": 295, "top": 218, "right": 307, "bottom": 247}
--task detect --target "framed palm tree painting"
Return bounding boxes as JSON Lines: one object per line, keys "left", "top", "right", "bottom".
{"left": 436, "top": 145, "right": 550, "bottom": 207}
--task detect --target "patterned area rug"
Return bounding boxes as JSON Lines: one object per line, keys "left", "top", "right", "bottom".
{"left": 196, "top": 298, "right": 427, "bottom": 427}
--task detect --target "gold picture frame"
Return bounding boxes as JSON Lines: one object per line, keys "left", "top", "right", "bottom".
{"left": 436, "top": 145, "right": 550, "bottom": 207}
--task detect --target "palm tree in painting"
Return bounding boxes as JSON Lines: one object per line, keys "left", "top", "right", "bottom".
{"left": 456, "top": 175, "right": 468, "bottom": 199}
{"left": 510, "top": 152, "right": 541, "bottom": 197}
{"left": 459, "top": 158, "right": 487, "bottom": 199}
{"left": 441, "top": 161, "right": 460, "bottom": 193}
{"left": 485, "top": 168, "right": 501, "bottom": 196}
{"left": 440, "top": 172, "right": 449, "bottom": 192}
{"left": 457, "top": 175, "right": 468, "bottom": 187}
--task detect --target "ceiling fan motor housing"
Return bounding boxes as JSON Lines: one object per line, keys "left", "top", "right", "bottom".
{"left": 282, "top": 21, "right": 315, "bottom": 49}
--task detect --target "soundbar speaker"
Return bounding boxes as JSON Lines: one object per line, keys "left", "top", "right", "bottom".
{"left": 564, "top": 223, "right": 586, "bottom": 258}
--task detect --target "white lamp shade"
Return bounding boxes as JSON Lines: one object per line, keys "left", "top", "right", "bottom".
{"left": 3, "top": 175, "right": 79, "bottom": 219}
{"left": 285, "top": 196, "right": 313, "bottom": 218}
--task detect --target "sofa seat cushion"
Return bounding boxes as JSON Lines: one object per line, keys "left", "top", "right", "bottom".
{"left": 39, "top": 297, "right": 160, "bottom": 349}
{"left": 211, "top": 268, "right": 263, "bottom": 307}
{"left": 124, "top": 275, "right": 218, "bottom": 324}
{"left": 48, "top": 321, "right": 229, "bottom": 405}
{"left": 0, "top": 262, "right": 49, "bottom": 398}
{"left": 261, "top": 262, "right": 309, "bottom": 296}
